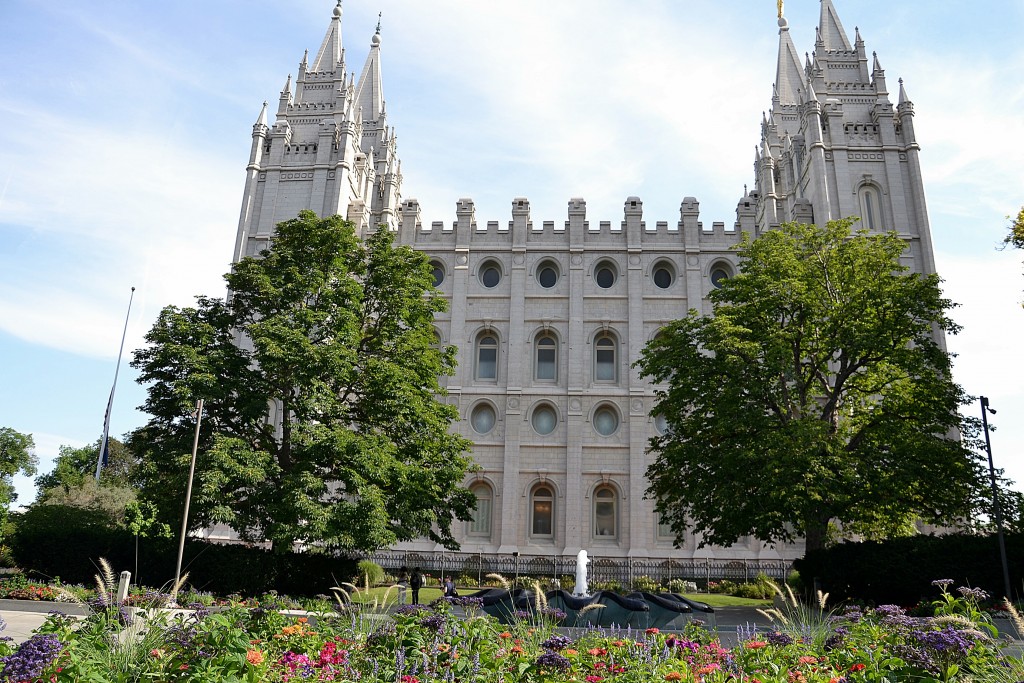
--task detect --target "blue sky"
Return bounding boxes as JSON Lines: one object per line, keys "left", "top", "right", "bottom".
{"left": 1, "top": 0, "right": 1023, "bottom": 507}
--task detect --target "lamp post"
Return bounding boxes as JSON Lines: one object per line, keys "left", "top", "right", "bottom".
{"left": 173, "top": 399, "right": 204, "bottom": 603}
{"left": 981, "top": 396, "right": 1012, "bottom": 599}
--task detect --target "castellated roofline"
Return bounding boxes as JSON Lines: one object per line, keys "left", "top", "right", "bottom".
{"left": 396, "top": 195, "right": 759, "bottom": 244}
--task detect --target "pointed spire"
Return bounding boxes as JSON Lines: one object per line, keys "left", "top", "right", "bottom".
{"left": 774, "top": 14, "right": 806, "bottom": 105}
{"left": 255, "top": 101, "right": 268, "bottom": 127}
{"left": 818, "top": 0, "right": 854, "bottom": 51}
{"left": 281, "top": 74, "right": 292, "bottom": 96}
{"left": 301, "top": 49, "right": 309, "bottom": 69}
{"left": 898, "top": 77, "right": 910, "bottom": 105}
{"left": 311, "top": 1, "right": 344, "bottom": 72}
{"left": 854, "top": 26, "right": 863, "bottom": 46}
{"left": 353, "top": 27, "right": 385, "bottom": 121}
{"left": 872, "top": 51, "right": 883, "bottom": 73}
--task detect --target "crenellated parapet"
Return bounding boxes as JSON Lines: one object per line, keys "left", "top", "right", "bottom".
{"left": 397, "top": 195, "right": 758, "bottom": 250}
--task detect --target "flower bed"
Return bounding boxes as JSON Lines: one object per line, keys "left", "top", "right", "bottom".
{"left": 0, "top": 582, "right": 1020, "bottom": 683}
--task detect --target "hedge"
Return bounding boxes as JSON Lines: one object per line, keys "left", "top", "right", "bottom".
{"left": 9, "top": 505, "right": 357, "bottom": 597}
{"left": 794, "top": 532, "right": 1024, "bottom": 605}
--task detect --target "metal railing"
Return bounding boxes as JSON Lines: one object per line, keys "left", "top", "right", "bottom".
{"left": 351, "top": 550, "right": 792, "bottom": 588}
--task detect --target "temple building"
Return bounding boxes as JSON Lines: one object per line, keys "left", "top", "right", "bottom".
{"left": 229, "top": 1, "right": 938, "bottom": 572}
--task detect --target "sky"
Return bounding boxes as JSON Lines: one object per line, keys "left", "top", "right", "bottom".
{"left": 1, "top": 0, "right": 1023, "bottom": 509}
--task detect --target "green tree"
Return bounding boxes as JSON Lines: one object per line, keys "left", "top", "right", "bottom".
{"left": 34, "top": 437, "right": 135, "bottom": 497}
{"left": 638, "top": 220, "right": 997, "bottom": 554}
{"left": 129, "top": 211, "right": 475, "bottom": 552}
{"left": 0, "top": 427, "right": 37, "bottom": 542}
{"left": 1005, "top": 205, "right": 1024, "bottom": 250}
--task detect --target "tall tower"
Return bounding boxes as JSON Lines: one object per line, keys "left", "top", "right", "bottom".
{"left": 754, "top": 0, "right": 937, "bottom": 275}
{"left": 232, "top": 1, "right": 402, "bottom": 265}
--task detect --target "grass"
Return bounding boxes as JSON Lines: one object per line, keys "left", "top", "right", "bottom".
{"left": 680, "top": 593, "right": 771, "bottom": 607}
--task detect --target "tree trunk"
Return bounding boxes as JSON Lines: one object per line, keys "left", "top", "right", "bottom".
{"left": 803, "top": 518, "right": 830, "bottom": 554}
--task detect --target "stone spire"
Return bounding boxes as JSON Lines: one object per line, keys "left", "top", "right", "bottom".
{"left": 775, "top": 15, "right": 805, "bottom": 105}
{"left": 818, "top": 0, "right": 853, "bottom": 51}
{"left": 310, "top": 1, "right": 344, "bottom": 72}
{"left": 354, "top": 22, "right": 385, "bottom": 121}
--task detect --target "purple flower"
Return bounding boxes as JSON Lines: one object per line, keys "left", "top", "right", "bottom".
{"left": 541, "top": 635, "right": 574, "bottom": 651}
{"left": 0, "top": 633, "right": 63, "bottom": 681}
{"left": 535, "top": 651, "right": 571, "bottom": 670}
{"left": 931, "top": 579, "right": 955, "bottom": 588}
{"left": 766, "top": 631, "right": 794, "bottom": 646}
{"left": 957, "top": 586, "right": 989, "bottom": 601}
{"left": 419, "top": 614, "right": 447, "bottom": 633}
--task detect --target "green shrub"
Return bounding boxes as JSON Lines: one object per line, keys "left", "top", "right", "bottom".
{"left": 632, "top": 575, "right": 661, "bottom": 593}
{"left": 356, "top": 560, "right": 385, "bottom": 587}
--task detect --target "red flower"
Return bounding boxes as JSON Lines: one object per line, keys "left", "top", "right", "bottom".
{"left": 849, "top": 663, "right": 866, "bottom": 672}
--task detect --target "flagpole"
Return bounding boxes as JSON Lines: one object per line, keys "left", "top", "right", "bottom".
{"left": 95, "top": 286, "right": 136, "bottom": 481}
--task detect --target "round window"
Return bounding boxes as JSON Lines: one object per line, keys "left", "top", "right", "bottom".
{"left": 710, "top": 266, "right": 730, "bottom": 288}
{"left": 531, "top": 405, "right": 557, "bottom": 435}
{"left": 481, "top": 263, "right": 501, "bottom": 288}
{"left": 652, "top": 263, "right": 674, "bottom": 289}
{"left": 430, "top": 262, "right": 445, "bottom": 287}
{"left": 654, "top": 413, "right": 669, "bottom": 435}
{"left": 471, "top": 404, "right": 496, "bottom": 434}
{"left": 537, "top": 264, "right": 558, "bottom": 288}
{"left": 593, "top": 406, "right": 619, "bottom": 436}
{"left": 595, "top": 262, "right": 616, "bottom": 288}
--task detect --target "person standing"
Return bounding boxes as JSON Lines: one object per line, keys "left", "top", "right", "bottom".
{"left": 443, "top": 575, "right": 457, "bottom": 598}
{"left": 410, "top": 567, "right": 424, "bottom": 604}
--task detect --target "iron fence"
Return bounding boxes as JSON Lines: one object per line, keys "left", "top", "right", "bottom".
{"left": 350, "top": 550, "right": 792, "bottom": 588}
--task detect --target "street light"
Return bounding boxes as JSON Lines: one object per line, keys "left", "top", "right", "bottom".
{"left": 981, "top": 396, "right": 1012, "bottom": 599}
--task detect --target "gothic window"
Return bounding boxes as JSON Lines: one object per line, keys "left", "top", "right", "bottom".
{"left": 535, "top": 333, "right": 557, "bottom": 381}
{"left": 859, "top": 186, "right": 881, "bottom": 231}
{"left": 593, "top": 486, "right": 617, "bottom": 538}
{"left": 592, "top": 403, "right": 620, "bottom": 436}
{"left": 470, "top": 402, "right": 497, "bottom": 435}
{"left": 531, "top": 485, "right": 554, "bottom": 537}
{"left": 475, "top": 333, "right": 498, "bottom": 380}
{"left": 652, "top": 260, "right": 675, "bottom": 289}
{"left": 536, "top": 260, "right": 559, "bottom": 288}
{"left": 469, "top": 483, "right": 492, "bottom": 537}
{"left": 594, "top": 333, "right": 618, "bottom": 382}
{"left": 531, "top": 403, "right": 558, "bottom": 435}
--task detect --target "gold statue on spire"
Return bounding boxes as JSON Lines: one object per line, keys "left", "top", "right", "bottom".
{"left": 777, "top": 0, "right": 784, "bottom": 18}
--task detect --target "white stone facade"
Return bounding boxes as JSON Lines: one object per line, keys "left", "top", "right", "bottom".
{"left": 232, "top": 1, "right": 937, "bottom": 563}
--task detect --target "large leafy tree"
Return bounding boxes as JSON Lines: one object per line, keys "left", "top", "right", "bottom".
{"left": 638, "top": 220, "right": 998, "bottom": 554}
{"left": 130, "top": 211, "right": 475, "bottom": 552}
{"left": 35, "top": 437, "right": 136, "bottom": 497}
{"left": 0, "top": 427, "right": 37, "bottom": 540}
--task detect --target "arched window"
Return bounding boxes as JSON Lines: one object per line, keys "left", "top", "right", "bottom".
{"left": 657, "top": 514, "right": 675, "bottom": 540}
{"left": 859, "top": 186, "right": 881, "bottom": 231}
{"left": 594, "top": 333, "right": 617, "bottom": 382}
{"left": 469, "top": 483, "right": 492, "bottom": 537}
{"left": 476, "top": 333, "right": 498, "bottom": 380}
{"left": 535, "top": 333, "right": 557, "bottom": 381}
{"left": 531, "top": 485, "right": 554, "bottom": 537}
{"left": 593, "top": 486, "right": 617, "bottom": 538}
